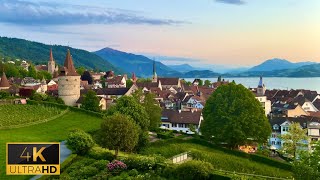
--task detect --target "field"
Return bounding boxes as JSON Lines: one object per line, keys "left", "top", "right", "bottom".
{"left": 141, "top": 138, "right": 293, "bottom": 179}
{"left": 0, "top": 104, "right": 64, "bottom": 128}
{"left": 0, "top": 106, "right": 103, "bottom": 180}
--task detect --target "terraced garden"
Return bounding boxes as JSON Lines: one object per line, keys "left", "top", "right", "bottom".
{"left": 141, "top": 138, "right": 293, "bottom": 179}
{"left": 0, "top": 104, "right": 65, "bottom": 128}
{"left": 0, "top": 104, "right": 103, "bottom": 180}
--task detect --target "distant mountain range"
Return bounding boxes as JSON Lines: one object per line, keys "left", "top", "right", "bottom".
{"left": 1, "top": 36, "right": 319, "bottom": 78}
{"left": 248, "top": 58, "right": 316, "bottom": 72}
{"left": 167, "top": 64, "right": 196, "bottom": 73}
{"left": 0, "top": 37, "right": 122, "bottom": 74}
{"left": 94, "top": 48, "right": 178, "bottom": 77}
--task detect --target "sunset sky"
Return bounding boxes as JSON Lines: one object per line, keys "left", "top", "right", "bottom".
{"left": 0, "top": 0, "right": 319, "bottom": 66}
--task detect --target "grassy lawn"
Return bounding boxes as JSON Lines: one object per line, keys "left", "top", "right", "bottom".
{"left": 0, "top": 110, "right": 103, "bottom": 180}
{"left": 141, "top": 138, "right": 293, "bottom": 179}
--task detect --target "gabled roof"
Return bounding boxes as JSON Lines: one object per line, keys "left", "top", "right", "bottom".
{"left": 136, "top": 82, "right": 159, "bottom": 89}
{"left": 162, "top": 109, "right": 202, "bottom": 125}
{"left": 95, "top": 88, "right": 130, "bottom": 96}
{"left": 0, "top": 72, "right": 10, "bottom": 87}
{"left": 291, "top": 95, "right": 311, "bottom": 106}
{"left": 106, "top": 76, "right": 124, "bottom": 84}
{"left": 158, "top": 78, "right": 179, "bottom": 85}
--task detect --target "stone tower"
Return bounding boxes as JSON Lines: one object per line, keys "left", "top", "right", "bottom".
{"left": 0, "top": 72, "right": 10, "bottom": 90}
{"left": 152, "top": 60, "right": 157, "bottom": 82}
{"left": 48, "top": 48, "right": 56, "bottom": 75}
{"left": 257, "top": 76, "right": 266, "bottom": 96}
{"left": 58, "top": 49, "right": 80, "bottom": 106}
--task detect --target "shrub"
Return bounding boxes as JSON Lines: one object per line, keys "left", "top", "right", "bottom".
{"left": 157, "top": 131, "right": 174, "bottom": 139}
{"left": 91, "top": 160, "right": 109, "bottom": 171}
{"left": 107, "top": 160, "right": 127, "bottom": 172}
{"left": 87, "top": 146, "right": 115, "bottom": 161}
{"left": 121, "top": 154, "right": 166, "bottom": 171}
{"left": 66, "top": 129, "right": 95, "bottom": 155}
{"left": 170, "top": 160, "right": 214, "bottom": 180}
{"left": 69, "top": 166, "right": 99, "bottom": 179}
{"left": 65, "top": 157, "right": 96, "bottom": 173}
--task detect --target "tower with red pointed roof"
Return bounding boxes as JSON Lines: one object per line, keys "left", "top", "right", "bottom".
{"left": 58, "top": 49, "right": 80, "bottom": 106}
{"left": 48, "top": 48, "right": 56, "bottom": 75}
{"left": 0, "top": 72, "right": 10, "bottom": 90}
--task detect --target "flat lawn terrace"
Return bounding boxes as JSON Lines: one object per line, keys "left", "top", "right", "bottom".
{"left": 0, "top": 104, "right": 103, "bottom": 180}
{"left": 141, "top": 138, "right": 293, "bottom": 179}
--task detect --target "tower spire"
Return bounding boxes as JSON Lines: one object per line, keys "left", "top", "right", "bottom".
{"left": 0, "top": 71, "right": 10, "bottom": 89}
{"left": 49, "top": 48, "right": 54, "bottom": 62}
{"left": 152, "top": 59, "right": 157, "bottom": 82}
{"left": 63, "top": 49, "right": 78, "bottom": 76}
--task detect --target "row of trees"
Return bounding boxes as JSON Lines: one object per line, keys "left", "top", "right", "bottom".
{"left": 78, "top": 89, "right": 161, "bottom": 157}
{"left": 0, "top": 61, "right": 52, "bottom": 79}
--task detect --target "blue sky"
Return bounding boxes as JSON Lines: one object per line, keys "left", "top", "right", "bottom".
{"left": 0, "top": 0, "right": 319, "bottom": 66}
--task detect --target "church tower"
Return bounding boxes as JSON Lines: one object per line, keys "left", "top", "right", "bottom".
{"left": 48, "top": 48, "right": 56, "bottom": 75}
{"left": 152, "top": 60, "right": 157, "bottom": 82}
{"left": 257, "top": 76, "right": 266, "bottom": 96}
{"left": 58, "top": 49, "right": 80, "bottom": 106}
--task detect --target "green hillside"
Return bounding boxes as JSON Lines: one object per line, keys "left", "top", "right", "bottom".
{"left": 0, "top": 37, "right": 123, "bottom": 74}
{"left": 0, "top": 104, "right": 103, "bottom": 179}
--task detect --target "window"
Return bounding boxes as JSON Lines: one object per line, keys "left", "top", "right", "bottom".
{"left": 179, "top": 124, "right": 184, "bottom": 128}
{"left": 271, "top": 141, "right": 275, "bottom": 145}
{"left": 282, "top": 127, "right": 289, "bottom": 132}
{"left": 271, "top": 134, "right": 277, "bottom": 138}
{"left": 273, "top": 125, "right": 279, "bottom": 130}
{"left": 276, "top": 141, "right": 281, "bottom": 145}
{"left": 172, "top": 123, "right": 177, "bottom": 127}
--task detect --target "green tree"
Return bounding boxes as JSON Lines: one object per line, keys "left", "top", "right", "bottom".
{"left": 280, "top": 123, "right": 308, "bottom": 159}
{"left": 67, "top": 129, "right": 95, "bottom": 155}
{"left": 198, "top": 79, "right": 203, "bottom": 86}
{"left": 143, "top": 93, "right": 162, "bottom": 131}
{"left": 202, "top": 83, "right": 271, "bottom": 149}
{"left": 81, "top": 90, "right": 100, "bottom": 112}
{"left": 126, "top": 79, "right": 133, "bottom": 88}
{"left": 292, "top": 141, "right": 320, "bottom": 180}
{"left": 37, "top": 70, "right": 52, "bottom": 80}
{"left": 77, "top": 67, "right": 86, "bottom": 75}
{"left": 107, "top": 96, "right": 150, "bottom": 130}
{"left": 99, "top": 113, "right": 139, "bottom": 158}
{"left": 28, "top": 65, "right": 37, "bottom": 79}
{"left": 204, "top": 80, "right": 211, "bottom": 87}
{"left": 0, "top": 91, "right": 10, "bottom": 99}
{"left": 81, "top": 71, "right": 93, "bottom": 84}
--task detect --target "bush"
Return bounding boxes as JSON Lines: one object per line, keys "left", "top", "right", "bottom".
{"left": 121, "top": 154, "right": 166, "bottom": 172}
{"left": 66, "top": 129, "right": 95, "bottom": 155}
{"left": 87, "top": 146, "right": 115, "bottom": 161}
{"left": 170, "top": 160, "right": 214, "bottom": 180}
{"left": 157, "top": 131, "right": 174, "bottom": 139}
{"left": 65, "top": 157, "right": 96, "bottom": 173}
{"left": 91, "top": 160, "right": 109, "bottom": 171}
{"left": 69, "top": 166, "right": 99, "bottom": 179}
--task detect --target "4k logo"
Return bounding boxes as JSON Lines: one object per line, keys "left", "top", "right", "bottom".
{"left": 6, "top": 143, "right": 60, "bottom": 175}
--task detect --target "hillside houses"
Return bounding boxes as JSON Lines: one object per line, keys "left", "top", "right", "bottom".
{"left": 269, "top": 116, "right": 320, "bottom": 150}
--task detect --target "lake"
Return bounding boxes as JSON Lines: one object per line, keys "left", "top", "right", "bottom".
{"left": 184, "top": 77, "right": 320, "bottom": 92}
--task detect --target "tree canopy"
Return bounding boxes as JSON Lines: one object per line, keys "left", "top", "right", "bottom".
{"left": 280, "top": 122, "right": 308, "bottom": 159}
{"left": 81, "top": 90, "right": 100, "bottom": 112}
{"left": 81, "top": 71, "right": 93, "bottom": 84}
{"left": 204, "top": 80, "right": 211, "bottom": 87}
{"left": 107, "top": 96, "right": 150, "bottom": 131}
{"left": 99, "top": 113, "right": 139, "bottom": 157}
{"left": 202, "top": 83, "right": 271, "bottom": 148}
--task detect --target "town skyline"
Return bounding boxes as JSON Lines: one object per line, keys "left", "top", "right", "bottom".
{"left": 0, "top": 0, "right": 319, "bottom": 66}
